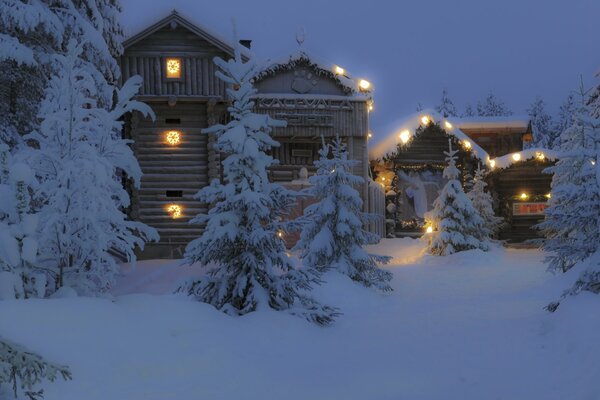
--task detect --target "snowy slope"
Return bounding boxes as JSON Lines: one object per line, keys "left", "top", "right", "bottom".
{"left": 1, "top": 239, "right": 599, "bottom": 400}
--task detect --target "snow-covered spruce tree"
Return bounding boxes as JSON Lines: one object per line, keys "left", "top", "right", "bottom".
{"left": 0, "top": 145, "right": 45, "bottom": 300}
{"left": 537, "top": 85, "right": 600, "bottom": 275}
{"left": 527, "top": 96, "right": 556, "bottom": 149}
{"left": 0, "top": 0, "right": 124, "bottom": 144}
{"left": 435, "top": 88, "right": 458, "bottom": 117}
{"left": 476, "top": 92, "right": 512, "bottom": 117}
{"left": 467, "top": 165, "right": 503, "bottom": 239}
{"left": 462, "top": 104, "right": 475, "bottom": 117}
{"left": 181, "top": 43, "right": 337, "bottom": 325}
{"left": 294, "top": 136, "right": 392, "bottom": 291}
{"left": 553, "top": 93, "right": 576, "bottom": 146}
{"left": 0, "top": 336, "right": 71, "bottom": 400}
{"left": 24, "top": 41, "right": 158, "bottom": 295}
{"left": 427, "top": 140, "right": 489, "bottom": 256}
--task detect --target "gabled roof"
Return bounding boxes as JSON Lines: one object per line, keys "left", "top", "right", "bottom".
{"left": 122, "top": 10, "right": 245, "bottom": 58}
{"left": 254, "top": 50, "right": 372, "bottom": 98}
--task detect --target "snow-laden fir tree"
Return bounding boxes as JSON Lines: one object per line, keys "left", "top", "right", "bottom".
{"left": 527, "top": 97, "right": 556, "bottom": 149}
{"left": 553, "top": 93, "right": 576, "bottom": 146}
{"left": 181, "top": 41, "right": 337, "bottom": 325}
{"left": 24, "top": 40, "right": 158, "bottom": 295}
{"left": 477, "top": 92, "right": 512, "bottom": 117}
{"left": 537, "top": 84, "right": 600, "bottom": 274}
{"left": 462, "top": 104, "right": 475, "bottom": 117}
{"left": 0, "top": 145, "right": 45, "bottom": 300}
{"left": 0, "top": 336, "right": 71, "bottom": 400}
{"left": 427, "top": 140, "right": 489, "bottom": 256}
{"left": 0, "top": 0, "right": 124, "bottom": 145}
{"left": 435, "top": 88, "right": 458, "bottom": 117}
{"left": 467, "top": 165, "right": 503, "bottom": 239}
{"left": 294, "top": 136, "right": 392, "bottom": 291}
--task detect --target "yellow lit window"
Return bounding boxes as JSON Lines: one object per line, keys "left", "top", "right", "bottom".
{"left": 165, "top": 130, "right": 181, "bottom": 146}
{"left": 167, "top": 204, "right": 183, "bottom": 219}
{"left": 166, "top": 58, "right": 182, "bottom": 79}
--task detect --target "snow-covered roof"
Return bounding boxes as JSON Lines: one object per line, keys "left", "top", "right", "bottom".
{"left": 369, "top": 111, "right": 550, "bottom": 172}
{"left": 122, "top": 10, "right": 249, "bottom": 59}
{"left": 369, "top": 110, "right": 491, "bottom": 164}
{"left": 254, "top": 50, "right": 372, "bottom": 97}
{"left": 491, "top": 147, "right": 558, "bottom": 170}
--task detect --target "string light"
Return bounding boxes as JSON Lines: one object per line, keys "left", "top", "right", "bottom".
{"left": 368, "top": 132, "right": 373, "bottom": 139}
{"left": 445, "top": 121, "right": 453, "bottom": 129}
{"left": 592, "top": 160, "right": 596, "bottom": 166}
{"left": 545, "top": 193, "right": 552, "bottom": 199}
{"left": 167, "top": 204, "right": 182, "bottom": 219}
{"left": 463, "top": 140, "right": 472, "bottom": 150}
{"left": 512, "top": 153, "right": 521, "bottom": 162}
{"left": 421, "top": 115, "right": 430, "bottom": 125}
{"left": 536, "top": 151, "right": 545, "bottom": 161}
{"left": 399, "top": 129, "right": 411, "bottom": 144}
{"left": 520, "top": 193, "right": 529, "bottom": 200}
{"left": 334, "top": 65, "right": 345, "bottom": 75}
{"left": 489, "top": 159, "right": 496, "bottom": 169}
{"left": 359, "top": 79, "right": 371, "bottom": 91}
{"left": 277, "top": 231, "right": 284, "bottom": 238}
{"left": 426, "top": 226, "right": 433, "bottom": 234}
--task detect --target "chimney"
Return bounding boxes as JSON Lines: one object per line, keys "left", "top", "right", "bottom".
{"left": 239, "top": 39, "right": 252, "bottom": 49}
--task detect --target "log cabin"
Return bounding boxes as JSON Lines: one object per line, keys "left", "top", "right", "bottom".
{"left": 370, "top": 111, "right": 554, "bottom": 242}
{"left": 120, "top": 11, "right": 384, "bottom": 259}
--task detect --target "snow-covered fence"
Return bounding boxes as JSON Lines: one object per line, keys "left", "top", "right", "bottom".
{"left": 367, "top": 179, "right": 386, "bottom": 238}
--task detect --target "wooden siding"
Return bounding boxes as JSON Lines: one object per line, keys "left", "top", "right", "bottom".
{"left": 254, "top": 99, "right": 369, "bottom": 138}
{"left": 255, "top": 69, "right": 348, "bottom": 96}
{"left": 121, "top": 25, "right": 229, "bottom": 98}
{"left": 488, "top": 161, "right": 553, "bottom": 242}
{"left": 132, "top": 102, "right": 209, "bottom": 250}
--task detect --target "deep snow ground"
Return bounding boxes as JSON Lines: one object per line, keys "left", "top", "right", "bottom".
{"left": 1, "top": 238, "right": 599, "bottom": 400}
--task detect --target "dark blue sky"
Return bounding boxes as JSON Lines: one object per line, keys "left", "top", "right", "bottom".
{"left": 121, "top": 0, "right": 600, "bottom": 139}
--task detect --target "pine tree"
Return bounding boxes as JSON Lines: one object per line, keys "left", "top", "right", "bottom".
{"left": 0, "top": 145, "right": 44, "bottom": 299}
{"left": 554, "top": 93, "right": 576, "bottom": 146}
{"left": 0, "top": 336, "right": 71, "bottom": 399}
{"left": 415, "top": 102, "right": 424, "bottom": 112}
{"left": 527, "top": 97, "right": 556, "bottom": 149}
{"left": 435, "top": 88, "right": 458, "bottom": 117}
{"left": 467, "top": 166, "right": 503, "bottom": 239}
{"left": 294, "top": 136, "right": 392, "bottom": 291}
{"left": 462, "top": 104, "right": 475, "bottom": 117}
{"left": 24, "top": 41, "right": 158, "bottom": 295}
{"left": 181, "top": 42, "right": 336, "bottom": 325}
{"left": 537, "top": 84, "right": 600, "bottom": 274}
{"left": 427, "top": 140, "right": 489, "bottom": 256}
{"left": 477, "top": 92, "right": 512, "bottom": 117}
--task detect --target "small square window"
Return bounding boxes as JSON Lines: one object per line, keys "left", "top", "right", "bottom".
{"left": 165, "top": 58, "right": 182, "bottom": 79}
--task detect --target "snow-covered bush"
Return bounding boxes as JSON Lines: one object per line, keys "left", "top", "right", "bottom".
{"left": 181, "top": 41, "right": 337, "bottom": 325}
{"left": 427, "top": 140, "right": 489, "bottom": 256}
{"left": 0, "top": 337, "right": 71, "bottom": 400}
{"left": 24, "top": 40, "right": 158, "bottom": 296}
{"left": 294, "top": 136, "right": 392, "bottom": 291}
{"left": 0, "top": 145, "right": 44, "bottom": 299}
{"left": 476, "top": 93, "right": 512, "bottom": 117}
{"left": 467, "top": 165, "right": 503, "bottom": 239}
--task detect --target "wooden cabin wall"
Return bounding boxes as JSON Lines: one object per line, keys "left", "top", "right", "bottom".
{"left": 488, "top": 161, "right": 553, "bottom": 242}
{"left": 121, "top": 26, "right": 229, "bottom": 98}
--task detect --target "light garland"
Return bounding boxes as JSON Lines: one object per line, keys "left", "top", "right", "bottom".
{"left": 167, "top": 204, "right": 182, "bottom": 219}
{"left": 165, "top": 130, "right": 181, "bottom": 146}
{"left": 166, "top": 58, "right": 181, "bottom": 79}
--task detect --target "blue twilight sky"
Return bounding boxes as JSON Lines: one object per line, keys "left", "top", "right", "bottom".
{"left": 121, "top": 0, "right": 600, "bottom": 142}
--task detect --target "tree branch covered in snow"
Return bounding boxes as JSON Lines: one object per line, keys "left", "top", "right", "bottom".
{"left": 0, "top": 337, "right": 71, "bottom": 400}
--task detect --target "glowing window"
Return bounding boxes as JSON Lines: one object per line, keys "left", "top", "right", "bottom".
{"left": 166, "top": 58, "right": 182, "bottom": 79}
{"left": 165, "top": 130, "right": 181, "bottom": 146}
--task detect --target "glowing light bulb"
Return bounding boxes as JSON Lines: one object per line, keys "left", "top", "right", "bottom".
{"left": 367, "top": 132, "right": 373, "bottom": 139}
{"left": 592, "top": 160, "right": 596, "bottom": 166}
{"left": 489, "top": 159, "right": 496, "bottom": 169}
{"left": 426, "top": 226, "right": 433, "bottom": 234}
{"left": 334, "top": 65, "right": 345, "bottom": 75}
{"left": 536, "top": 152, "right": 545, "bottom": 160}
{"left": 421, "top": 116, "right": 430, "bottom": 125}
{"left": 520, "top": 193, "right": 528, "bottom": 200}
{"left": 358, "top": 79, "right": 371, "bottom": 91}
{"left": 277, "top": 231, "right": 284, "bottom": 238}
{"left": 512, "top": 153, "right": 521, "bottom": 162}
{"left": 463, "top": 140, "right": 472, "bottom": 149}
{"left": 545, "top": 193, "right": 552, "bottom": 199}
{"left": 445, "top": 121, "right": 453, "bottom": 129}
{"left": 399, "top": 129, "right": 411, "bottom": 144}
